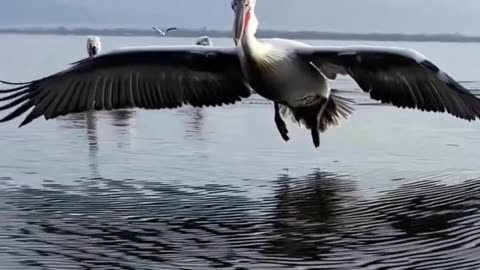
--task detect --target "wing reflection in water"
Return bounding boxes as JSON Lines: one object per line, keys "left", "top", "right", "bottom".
{"left": 109, "top": 110, "right": 135, "bottom": 128}
{"left": 56, "top": 111, "right": 100, "bottom": 178}
{"left": 176, "top": 107, "right": 205, "bottom": 142}
{"left": 1, "top": 171, "right": 480, "bottom": 269}
{"left": 55, "top": 110, "right": 136, "bottom": 178}
{"left": 108, "top": 110, "right": 137, "bottom": 149}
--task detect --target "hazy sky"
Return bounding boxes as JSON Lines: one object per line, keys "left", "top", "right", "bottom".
{"left": 3, "top": 0, "right": 480, "bottom": 34}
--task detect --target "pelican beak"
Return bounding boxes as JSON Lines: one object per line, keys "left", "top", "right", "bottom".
{"left": 233, "top": 5, "right": 249, "bottom": 46}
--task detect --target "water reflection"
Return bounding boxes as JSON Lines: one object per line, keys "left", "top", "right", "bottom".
{"left": 176, "top": 107, "right": 205, "bottom": 141}
{"left": 109, "top": 110, "right": 136, "bottom": 128}
{"left": 85, "top": 111, "right": 99, "bottom": 178}
{"left": 108, "top": 110, "right": 136, "bottom": 149}
{"left": 1, "top": 170, "right": 480, "bottom": 269}
{"left": 56, "top": 110, "right": 136, "bottom": 178}
{"left": 263, "top": 170, "right": 357, "bottom": 261}
{"left": 56, "top": 111, "right": 100, "bottom": 178}
{"left": 57, "top": 109, "right": 136, "bottom": 137}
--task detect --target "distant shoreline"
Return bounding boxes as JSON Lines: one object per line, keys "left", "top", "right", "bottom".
{"left": 1, "top": 27, "right": 480, "bottom": 43}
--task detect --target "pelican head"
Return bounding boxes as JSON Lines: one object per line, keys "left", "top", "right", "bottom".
{"left": 87, "top": 36, "right": 102, "bottom": 57}
{"left": 232, "top": 0, "right": 256, "bottom": 46}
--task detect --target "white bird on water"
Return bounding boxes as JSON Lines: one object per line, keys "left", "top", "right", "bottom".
{"left": 1, "top": 0, "right": 480, "bottom": 148}
{"left": 152, "top": 27, "right": 177, "bottom": 36}
{"left": 195, "top": 36, "right": 212, "bottom": 46}
{"left": 86, "top": 36, "right": 102, "bottom": 58}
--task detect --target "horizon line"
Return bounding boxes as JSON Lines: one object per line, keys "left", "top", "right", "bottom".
{"left": 1, "top": 26, "right": 480, "bottom": 43}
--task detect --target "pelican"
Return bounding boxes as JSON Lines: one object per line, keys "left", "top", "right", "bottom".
{"left": 152, "top": 27, "right": 177, "bottom": 36}
{"left": 196, "top": 36, "right": 212, "bottom": 46}
{"left": 1, "top": 0, "right": 480, "bottom": 148}
{"left": 86, "top": 36, "right": 102, "bottom": 58}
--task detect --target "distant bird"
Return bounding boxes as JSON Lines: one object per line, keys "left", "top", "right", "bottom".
{"left": 86, "top": 36, "right": 101, "bottom": 57}
{"left": 152, "top": 27, "right": 177, "bottom": 36}
{"left": 1, "top": 0, "right": 480, "bottom": 149}
{"left": 195, "top": 36, "right": 212, "bottom": 46}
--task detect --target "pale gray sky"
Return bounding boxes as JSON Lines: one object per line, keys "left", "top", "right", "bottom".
{"left": 2, "top": 0, "right": 480, "bottom": 34}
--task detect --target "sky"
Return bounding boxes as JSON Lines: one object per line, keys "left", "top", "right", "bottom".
{"left": 2, "top": 0, "right": 480, "bottom": 35}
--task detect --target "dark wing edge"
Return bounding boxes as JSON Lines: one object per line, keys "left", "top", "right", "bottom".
{"left": 0, "top": 47, "right": 251, "bottom": 127}
{"left": 296, "top": 46, "right": 480, "bottom": 121}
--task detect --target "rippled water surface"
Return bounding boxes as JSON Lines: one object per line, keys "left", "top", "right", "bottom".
{"left": 1, "top": 35, "right": 480, "bottom": 269}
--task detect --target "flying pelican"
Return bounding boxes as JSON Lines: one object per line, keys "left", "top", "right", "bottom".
{"left": 152, "top": 27, "right": 177, "bottom": 36}
{"left": 1, "top": 0, "right": 480, "bottom": 148}
{"left": 86, "top": 36, "right": 102, "bottom": 58}
{"left": 196, "top": 36, "right": 212, "bottom": 46}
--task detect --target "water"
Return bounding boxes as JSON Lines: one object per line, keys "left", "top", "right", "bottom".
{"left": 0, "top": 35, "right": 480, "bottom": 269}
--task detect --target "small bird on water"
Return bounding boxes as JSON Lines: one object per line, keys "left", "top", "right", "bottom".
{"left": 0, "top": 0, "right": 480, "bottom": 149}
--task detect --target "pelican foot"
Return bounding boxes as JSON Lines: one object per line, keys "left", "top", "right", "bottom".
{"left": 275, "top": 116, "right": 290, "bottom": 142}
{"left": 274, "top": 102, "right": 289, "bottom": 142}
{"left": 311, "top": 128, "right": 320, "bottom": 148}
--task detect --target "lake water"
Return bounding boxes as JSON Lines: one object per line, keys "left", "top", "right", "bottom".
{"left": 0, "top": 35, "right": 480, "bottom": 269}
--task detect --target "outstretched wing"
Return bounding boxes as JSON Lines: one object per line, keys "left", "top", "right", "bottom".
{"left": 0, "top": 45, "right": 251, "bottom": 127}
{"left": 152, "top": 27, "right": 164, "bottom": 34}
{"left": 296, "top": 45, "right": 480, "bottom": 121}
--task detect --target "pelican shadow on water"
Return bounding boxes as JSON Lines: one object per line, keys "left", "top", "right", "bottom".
{"left": 1, "top": 0, "right": 480, "bottom": 149}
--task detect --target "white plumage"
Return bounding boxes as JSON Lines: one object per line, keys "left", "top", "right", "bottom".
{"left": 86, "top": 36, "right": 102, "bottom": 57}
{"left": 195, "top": 36, "right": 212, "bottom": 46}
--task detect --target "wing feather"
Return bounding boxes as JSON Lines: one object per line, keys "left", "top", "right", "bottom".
{"left": 296, "top": 45, "right": 480, "bottom": 121}
{"left": 0, "top": 46, "right": 250, "bottom": 126}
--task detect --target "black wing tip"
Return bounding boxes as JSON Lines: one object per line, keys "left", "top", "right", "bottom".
{"left": 398, "top": 60, "right": 480, "bottom": 120}
{"left": 0, "top": 79, "right": 30, "bottom": 86}
{"left": 0, "top": 115, "right": 35, "bottom": 128}
{"left": 443, "top": 75, "right": 480, "bottom": 120}
{"left": 0, "top": 78, "right": 39, "bottom": 126}
{"left": 18, "top": 117, "right": 34, "bottom": 127}
{"left": 420, "top": 59, "right": 440, "bottom": 73}
{"left": 421, "top": 59, "right": 477, "bottom": 97}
